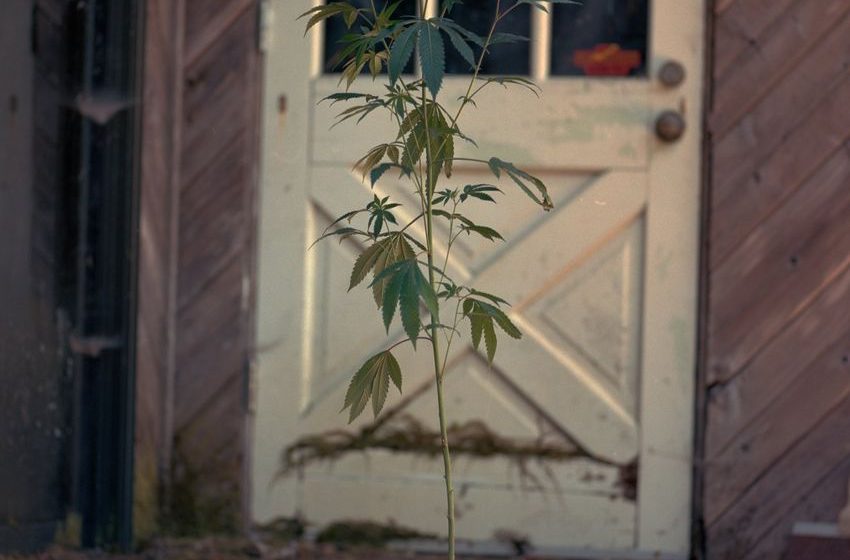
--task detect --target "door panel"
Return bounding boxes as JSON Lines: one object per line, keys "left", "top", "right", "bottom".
{"left": 255, "top": 0, "right": 703, "bottom": 555}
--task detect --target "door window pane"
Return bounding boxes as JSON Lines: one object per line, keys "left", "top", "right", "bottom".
{"left": 444, "top": 1, "right": 531, "bottom": 75}
{"left": 323, "top": 0, "right": 417, "bottom": 74}
{"left": 551, "top": 0, "right": 650, "bottom": 77}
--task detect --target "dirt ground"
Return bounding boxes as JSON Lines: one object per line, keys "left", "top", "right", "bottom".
{"left": 0, "top": 544, "right": 521, "bottom": 560}
{"left": 0, "top": 537, "right": 526, "bottom": 560}
{"left": 0, "top": 519, "right": 540, "bottom": 560}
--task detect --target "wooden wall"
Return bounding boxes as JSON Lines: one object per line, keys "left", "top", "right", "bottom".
{"left": 704, "top": 1, "right": 850, "bottom": 558}
{"left": 136, "top": 0, "right": 260, "bottom": 537}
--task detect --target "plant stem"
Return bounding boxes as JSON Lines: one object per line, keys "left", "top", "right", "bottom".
{"left": 422, "top": 78, "right": 455, "bottom": 559}
{"left": 427, "top": 206, "right": 456, "bottom": 560}
{"left": 434, "top": 346, "right": 456, "bottom": 559}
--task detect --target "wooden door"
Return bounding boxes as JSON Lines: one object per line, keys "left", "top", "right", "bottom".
{"left": 253, "top": 1, "right": 704, "bottom": 555}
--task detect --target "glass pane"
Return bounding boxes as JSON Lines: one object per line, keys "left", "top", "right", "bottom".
{"left": 444, "top": 1, "right": 531, "bottom": 75}
{"left": 551, "top": 0, "right": 650, "bottom": 77}
{"left": 323, "top": 0, "right": 417, "bottom": 74}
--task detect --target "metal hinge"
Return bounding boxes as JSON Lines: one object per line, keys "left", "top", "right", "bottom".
{"left": 257, "top": 0, "right": 274, "bottom": 53}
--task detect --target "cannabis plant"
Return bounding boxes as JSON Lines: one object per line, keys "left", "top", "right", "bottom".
{"left": 301, "top": 1, "right": 570, "bottom": 557}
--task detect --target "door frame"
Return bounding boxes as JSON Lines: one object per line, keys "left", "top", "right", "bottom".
{"left": 252, "top": 1, "right": 707, "bottom": 556}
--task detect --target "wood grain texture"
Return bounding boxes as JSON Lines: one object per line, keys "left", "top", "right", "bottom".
{"left": 711, "top": 0, "right": 796, "bottom": 80}
{"left": 704, "top": 2, "right": 850, "bottom": 558}
{"left": 707, "top": 143, "right": 850, "bottom": 382}
{"left": 136, "top": 0, "right": 184, "bottom": 540}
{"left": 171, "top": 0, "right": 259, "bottom": 532}
{"left": 136, "top": 0, "right": 259, "bottom": 536}
{"left": 707, "top": 392, "right": 850, "bottom": 558}
{"left": 711, "top": 13, "right": 850, "bottom": 242}
{"left": 710, "top": 0, "right": 850, "bottom": 137}
{"left": 706, "top": 263, "right": 850, "bottom": 458}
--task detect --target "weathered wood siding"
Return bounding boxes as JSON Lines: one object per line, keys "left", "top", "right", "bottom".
{"left": 136, "top": 0, "right": 260, "bottom": 535}
{"left": 704, "top": 1, "right": 850, "bottom": 558}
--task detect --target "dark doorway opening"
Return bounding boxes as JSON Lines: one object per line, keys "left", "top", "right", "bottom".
{"left": 0, "top": 0, "right": 142, "bottom": 552}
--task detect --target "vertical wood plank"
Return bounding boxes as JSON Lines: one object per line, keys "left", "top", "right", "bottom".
{"left": 134, "top": 0, "right": 184, "bottom": 540}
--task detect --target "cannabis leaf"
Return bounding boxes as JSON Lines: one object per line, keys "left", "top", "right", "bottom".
{"left": 342, "top": 350, "right": 403, "bottom": 422}
{"left": 389, "top": 23, "right": 419, "bottom": 86}
{"left": 419, "top": 21, "right": 446, "bottom": 97}
{"left": 463, "top": 298, "right": 522, "bottom": 363}
{"left": 370, "top": 259, "right": 439, "bottom": 347}
{"left": 488, "top": 157, "right": 553, "bottom": 210}
{"left": 460, "top": 183, "right": 501, "bottom": 203}
{"left": 482, "top": 76, "right": 541, "bottom": 97}
{"left": 432, "top": 188, "right": 457, "bottom": 206}
{"left": 490, "top": 32, "right": 530, "bottom": 45}
{"left": 370, "top": 162, "right": 393, "bottom": 186}
{"left": 366, "top": 195, "right": 400, "bottom": 237}
{"left": 349, "top": 233, "right": 416, "bottom": 306}
{"left": 299, "top": 2, "right": 360, "bottom": 35}
{"left": 432, "top": 209, "right": 504, "bottom": 242}
{"left": 440, "top": 24, "right": 476, "bottom": 70}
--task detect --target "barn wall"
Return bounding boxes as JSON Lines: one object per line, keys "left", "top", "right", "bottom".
{"left": 704, "top": 1, "right": 850, "bottom": 558}
{"left": 136, "top": 0, "right": 260, "bottom": 537}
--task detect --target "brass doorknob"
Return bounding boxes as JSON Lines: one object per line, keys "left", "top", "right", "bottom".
{"left": 655, "top": 111, "right": 686, "bottom": 142}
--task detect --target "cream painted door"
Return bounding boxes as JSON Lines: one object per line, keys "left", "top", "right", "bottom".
{"left": 253, "top": 1, "right": 703, "bottom": 555}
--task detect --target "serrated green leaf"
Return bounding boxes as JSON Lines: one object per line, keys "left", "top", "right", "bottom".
{"left": 468, "top": 289, "right": 509, "bottom": 307}
{"left": 440, "top": 25, "right": 475, "bottom": 69}
{"left": 402, "top": 120, "right": 427, "bottom": 169}
{"left": 488, "top": 157, "right": 553, "bottom": 210}
{"left": 370, "top": 258, "right": 439, "bottom": 347}
{"left": 370, "top": 163, "right": 393, "bottom": 186}
{"left": 369, "top": 234, "right": 415, "bottom": 306}
{"left": 464, "top": 298, "right": 522, "bottom": 362}
{"left": 320, "top": 92, "right": 370, "bottom": 105}
{"left": 441, "top": 19, "right": 484, "bottom": 46}
{"left": 387, "top": 145, "right": 400, "bottom": 164}
{"left": 349, "top": 242, "right": 384, "bottom": 290}
{"left": 343, "top": 353, "right": 383, "bottom": 421}
{"left": 399, "top": 265, "right": 421, "bottom": 345}
{"left": 389, "top": 23, "right": 419, "bottom": 86}
{"left": 371, "top": 362, "right": 390, "bottom": 417}
{"left": 460, "top": 184, "right": 502, "bottom": 204}
{"left": 478, "top": 300, "right": 522, "bottom": 339}
{"left": 483, "top": 76, "right": 541, "bottom": 97}
{"left": 418, "top": 22, "right": 445, "bottom": 97}
{"left": 470, "top": 313, "right": 485, "bottom": 351}
{"left": 354, "top": 144, "right": 388, "bottom": 179}
{"left": 415, "top": 267, "right": 439, "bottom": 317}
{"left": 300, "top": 3, "right": 352, "bottom": 35}
{"left": 490, "top": 32, "right": 529, "bottom": 45}
{"left": 342, "top": 350, "right": 402, "bottom": 422}
{"left": 344, "top": 5, "right": 359, "bottom": 27}
{"left": 387, "top": 353, "right": 402, "bottom": 392}
{"left": 382, "top": 268, "right": 405, "bottom": 331}
{"left": 442, "top": 133, "right": 454, "bottom": 178}
{"left": 482, "top": 317, "right": 497, "bottom": 364}
{"left": 311, "top": 226, "right": 365, "bottom": 248}
{"left": 461, "top": 224, "right": 503, "bottom": 242}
